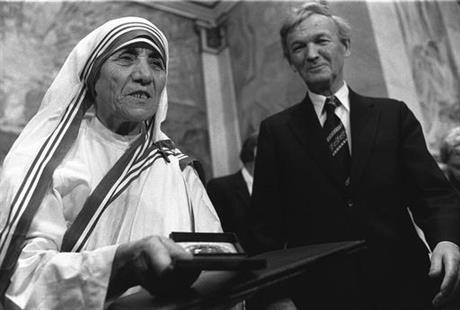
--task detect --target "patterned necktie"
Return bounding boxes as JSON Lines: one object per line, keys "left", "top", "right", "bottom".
{"left": 323, "top": 96, "right": 351, "bottom": 185}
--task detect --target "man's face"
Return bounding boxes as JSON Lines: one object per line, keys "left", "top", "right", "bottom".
{"left": 94, "top": 45, "right": 166, "bottom": 133}
{"left": 447, "top": 152, "right": 460, "bottom": 182}
{"left": 286, "top": 14, "right": 350, "bottom": 95}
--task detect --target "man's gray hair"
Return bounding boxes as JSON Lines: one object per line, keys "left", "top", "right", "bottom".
{"left": 280, "top": 1, "right": 351, "bottom": 62}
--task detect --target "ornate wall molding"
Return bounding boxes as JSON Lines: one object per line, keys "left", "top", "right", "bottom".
{"left": 137, "top": 1, "right": 238, "bottom": 26}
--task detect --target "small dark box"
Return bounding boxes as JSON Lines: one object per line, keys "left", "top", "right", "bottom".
{"left": 170, "top": 232, "right": 266, "bottom": 270}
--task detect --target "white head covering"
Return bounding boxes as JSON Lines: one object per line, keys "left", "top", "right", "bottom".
{"left": 0, "top": 17, "right": 182, "bottom": 294}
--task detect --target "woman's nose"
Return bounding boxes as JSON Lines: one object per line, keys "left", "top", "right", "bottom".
{"left": 131, "top": 59, "right": 153, "bottom": 84}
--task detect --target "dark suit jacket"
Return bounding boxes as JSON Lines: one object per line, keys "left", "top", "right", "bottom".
{"left": 250, "top": 89, "right": 460, "bottom": 309}
{"left": 207, "top": 170, "right": 252, "bottom": 252}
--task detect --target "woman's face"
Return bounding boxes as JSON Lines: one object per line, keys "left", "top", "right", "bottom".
{"left": 94, "top": 44, "right": 166, "bottom": 135}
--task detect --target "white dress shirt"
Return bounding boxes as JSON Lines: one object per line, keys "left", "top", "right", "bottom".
{"left": 241, "top": 166, "right": 253, "bottom": 196}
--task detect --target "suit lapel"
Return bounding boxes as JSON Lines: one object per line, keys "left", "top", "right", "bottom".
{"left": 287, "top": 95, "right": 343, "bottom": 189}
{"left": 234, "top": 171, "right": 250, "bottom": 206}
{"left": 349, "top": 89, "right": 380, "bottom": 187}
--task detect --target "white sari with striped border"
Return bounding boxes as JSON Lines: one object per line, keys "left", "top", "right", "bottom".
{"left": 0, "top": 17, "right": 221, "bottom": 310}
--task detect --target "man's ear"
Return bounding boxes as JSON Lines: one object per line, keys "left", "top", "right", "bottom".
{"left": 343, "top": 39, "right": 351, "bottom": 57}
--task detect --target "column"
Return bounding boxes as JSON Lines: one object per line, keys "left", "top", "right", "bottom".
{"left": 197, "top": 21, "right": 241, "bottom": 178}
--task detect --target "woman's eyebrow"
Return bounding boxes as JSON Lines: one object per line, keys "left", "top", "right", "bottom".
{"left": 120, "top": 46, "right": 138, "bottom": 55}
{"left": 119, "top": 47, "right": 161, "bottom": 58}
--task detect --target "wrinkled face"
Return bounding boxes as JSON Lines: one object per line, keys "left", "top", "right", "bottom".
{"left": 447, "top": 152, "right": 460, "bottom": 182}
{"left": 94, "top": 45, "right": 166, "bottom": 134}
{"left": 286, "top": 14, "right": 350, "bottom": 95}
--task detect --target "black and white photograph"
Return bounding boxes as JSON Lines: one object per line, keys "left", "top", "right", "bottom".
{"left": 1, "top": 1, "right": 460, "bottom": 309}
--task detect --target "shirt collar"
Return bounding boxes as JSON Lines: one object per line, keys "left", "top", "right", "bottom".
{"left": 241, "top": 166, "right": 253, "bottom": 195}
{"left": 308, "top": 82, "right": 350, "bottom": 118}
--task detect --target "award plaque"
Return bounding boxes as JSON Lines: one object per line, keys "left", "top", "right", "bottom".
{"left": 170, "top": 232, "right": 267, "bottom": 270}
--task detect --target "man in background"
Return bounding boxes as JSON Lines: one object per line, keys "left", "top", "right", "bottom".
{"left": 440, "top": 127, "right": 460, "bottom": 191}
{"left": 207, "top": 134, "right": 258, "bottom": 253}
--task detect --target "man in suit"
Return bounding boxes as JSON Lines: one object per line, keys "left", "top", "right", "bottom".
{"left": 250, "top": 2, "right": 460, "bottom": 310}
{"left": 207, "top": 134, "right": 258, "bottom": 252}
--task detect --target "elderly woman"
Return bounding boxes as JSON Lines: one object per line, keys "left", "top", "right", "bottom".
{"left": 0, "top": 17, "right": 221, "bottom": 309}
